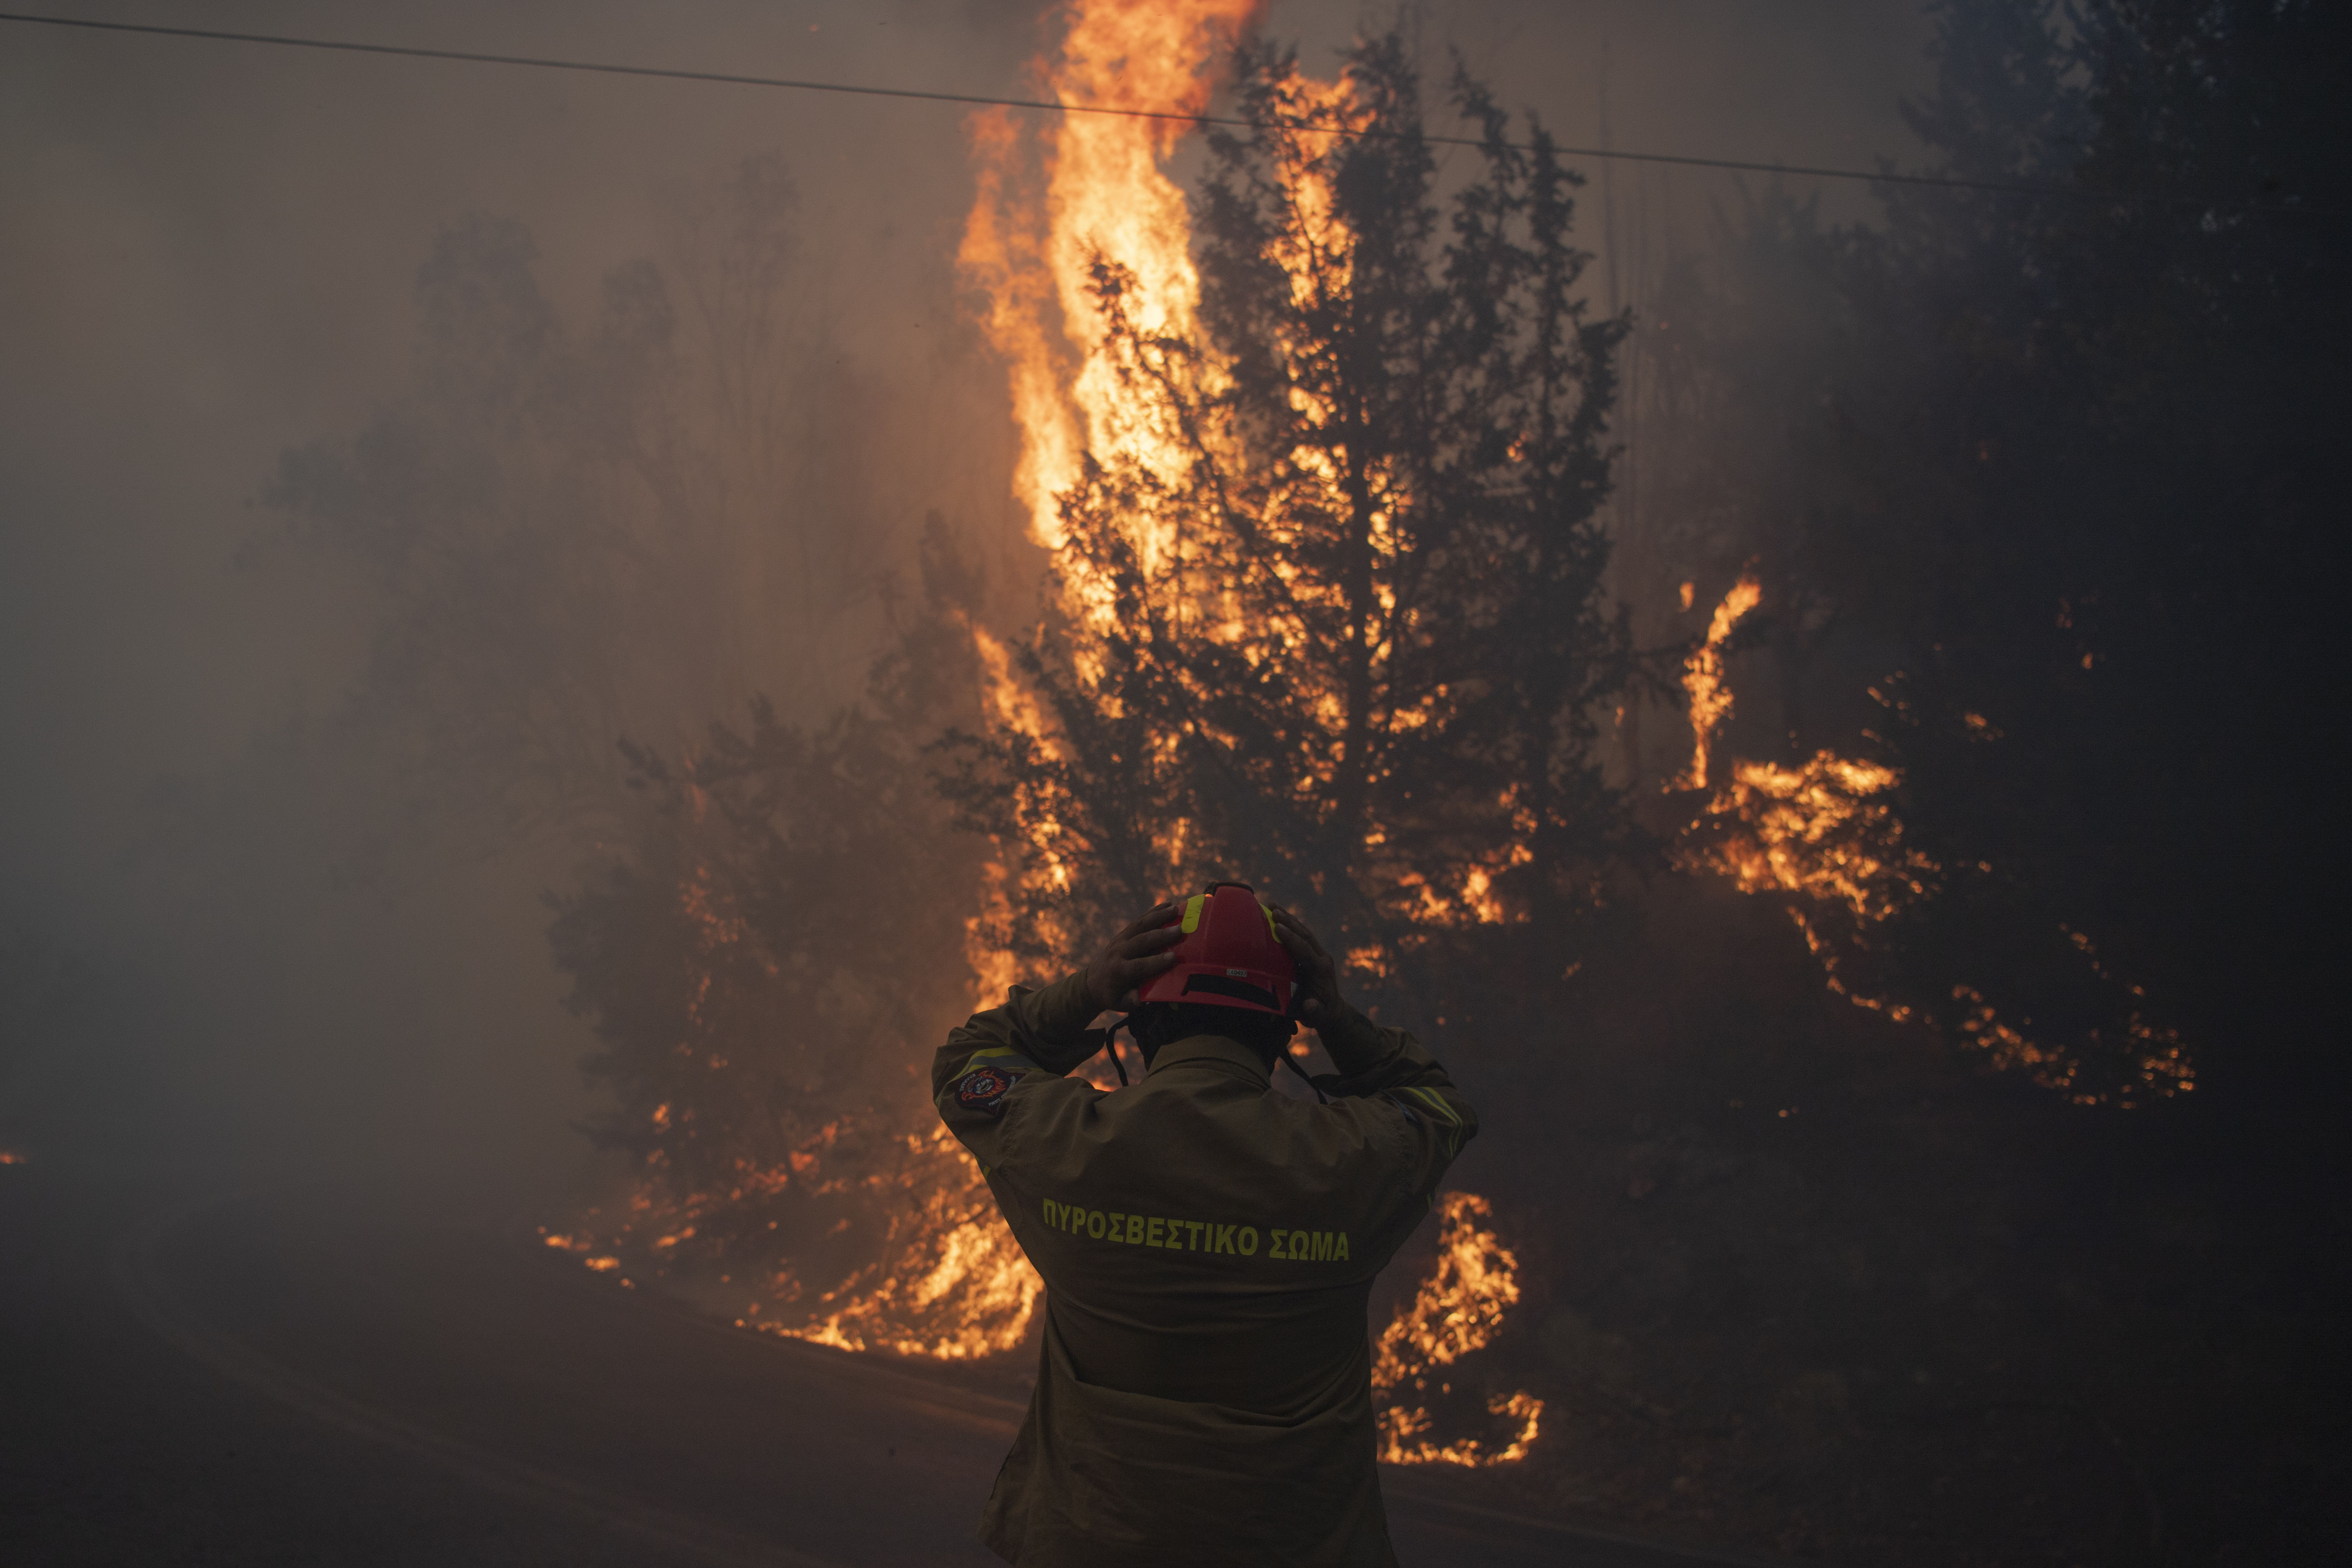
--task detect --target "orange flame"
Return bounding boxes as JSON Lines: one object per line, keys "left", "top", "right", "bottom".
{"left": 1702, "top": 753, "right": 1934, "bottom": 923}
{"left": 1371, "top": 1192, "right": 1543, "bottom": 1466}
{"left": 553, "top": 850, "right": 1044, "bottom": 1357}
{"left": 560, "top": 1122, "right": 1043, "bottom": 1359}
{"left": 1675, "top": 576, "right": 1762, "bottom": 790}
{"left": 958, "top": 0, "right": 1269, "bottom": 962}
{"left": 960, "top": 0, "right": 1265, "bottom": 560}
{"left": 1676, "top": 585, "right": 2193, "bottom": 1104}
{"left": 756, "top": 1128, "right": 1042, "bottom": 1360}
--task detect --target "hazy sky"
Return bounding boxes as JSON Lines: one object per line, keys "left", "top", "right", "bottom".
{"left": 0, "top": 0, "right": 1930, "bottom": 878}
{"left": 0, "top": 0, "right": 1932, "bottom": 1200}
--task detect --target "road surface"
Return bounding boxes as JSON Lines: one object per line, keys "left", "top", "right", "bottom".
{"left": 2, "top": 1170, "right": 1767, "bottom": 1566}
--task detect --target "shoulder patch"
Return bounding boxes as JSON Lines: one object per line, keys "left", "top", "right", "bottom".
{"left": 955, "top": 1064, "right": 1024, "bottom": 1116}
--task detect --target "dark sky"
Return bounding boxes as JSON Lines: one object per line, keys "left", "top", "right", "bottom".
{"left": 0, "top": 0, "right": 1932, "bottom": 1205}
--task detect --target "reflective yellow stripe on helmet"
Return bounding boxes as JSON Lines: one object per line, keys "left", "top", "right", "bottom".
{"left": 1180, "top": 894, "right": 1207, "bottom": 934}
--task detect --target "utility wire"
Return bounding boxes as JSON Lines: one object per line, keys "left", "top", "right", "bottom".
{"left": 0, "top": 8, "right": 2293, "bottom": 210}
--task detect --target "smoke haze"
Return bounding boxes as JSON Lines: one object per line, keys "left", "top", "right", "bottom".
{"left": 14, "top": 6, "right": 2352, "bottom": 1564}
{"left": 0, "top": 0, "right": 1933, "bottom": 1205}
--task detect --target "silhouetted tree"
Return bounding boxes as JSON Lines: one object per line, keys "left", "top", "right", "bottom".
{"left": 1596, "top": 0, "right": 2349, "bottom": 1105}
{"left": 257, "top": 156, "right": 899, "bottom": 857}
{"left": 1794, "top": 0, "right": 2349, "bottom": 1098}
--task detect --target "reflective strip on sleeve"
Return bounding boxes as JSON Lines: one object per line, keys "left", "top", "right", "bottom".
{"left": 1387, "top": 1086, "right": 1463, "bottom": 1159}
{"left": 1397, "top": 1086, "right": 1459, "bottom": 1124}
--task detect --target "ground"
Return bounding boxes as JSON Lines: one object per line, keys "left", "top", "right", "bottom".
{"left": 1, "top": 1165, "right": 1751, "bottom": 1568}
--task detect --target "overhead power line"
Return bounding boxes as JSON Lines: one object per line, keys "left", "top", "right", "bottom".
{"left": 0, "top": 8, "right": 2277, "bottom": 209}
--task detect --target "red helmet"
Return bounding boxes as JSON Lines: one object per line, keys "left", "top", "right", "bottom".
{"left": 1137, "top": 881, "right": 1295, "bottom": 1015}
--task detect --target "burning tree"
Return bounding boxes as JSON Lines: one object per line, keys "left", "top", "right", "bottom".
{"left": 938, "top": 15, "right": 1582, "bottom": 1465}
{"left": 538, "top": 19, "right": 1559, "bottom": 1432}
{"left": 544, "top": 521, "right": 1048, "bottom": 1355}
{"left": 1669, "top": 575, "right": 2193, "bottom": 1107}
{"left": 1598, "top": 0, "right": 2265, "bottom": 1108}
{"left": 949, "top": 34, "right": 1637, "bottom": 1015}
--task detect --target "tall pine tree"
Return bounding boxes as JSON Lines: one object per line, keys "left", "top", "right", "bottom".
{"left": 944, "top": 36, "right": 1635, "bottom": 1019}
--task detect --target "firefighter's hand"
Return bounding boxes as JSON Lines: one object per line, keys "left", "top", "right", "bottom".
{"left": 1270, "top": 906, "right": 1346, "bottom": 1027}
{"left": 1083, "top": 902, "right": 1185, "bottom": 1013}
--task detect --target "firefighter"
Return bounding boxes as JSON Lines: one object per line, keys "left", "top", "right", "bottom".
{"left": 933, "top": 882, "right": 1477, "bottom": 1567}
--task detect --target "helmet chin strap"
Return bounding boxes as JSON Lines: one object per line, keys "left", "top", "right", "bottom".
{"left": 1280, "top": 1050, "right": 1330, "bottom": 1103}
{"left": 1280, "top": 990, "right": 1329, "bottom": 1102}
{"left": 1087, "top": 1011, "right": 1323, "bottom": 1100}
{"left": 1081, "top": 1018, "right": 1132, "bottom": 1085}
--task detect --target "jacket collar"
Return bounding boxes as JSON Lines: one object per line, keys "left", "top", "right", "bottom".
{"left": 1144, "top": 1031, "right": 1272, "bottom": 1088}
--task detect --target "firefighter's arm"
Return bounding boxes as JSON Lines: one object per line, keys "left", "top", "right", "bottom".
{"left": 1311, "top": 1004, "right": 1478, "bottom": 1170}
{"left": 932, "top": 902, "right": 1184, "bottom": 1148}
{"left": 931, "top": 971, "right": 1103, "bottom": 1102}
{"left": 1270, "top": 906, "right": 1474, "bottom": 1181}
{"left": 931, "top": 974, "right": 1096, "bottom": 1167}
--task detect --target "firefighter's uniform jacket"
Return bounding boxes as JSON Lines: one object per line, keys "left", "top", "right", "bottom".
{"left": 932, "top": 971, "right": 1477, "bottom": 1568}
